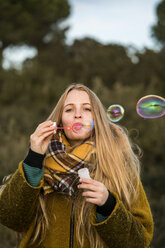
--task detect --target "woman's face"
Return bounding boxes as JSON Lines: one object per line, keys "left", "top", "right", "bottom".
{"left": 62, "top": 89, "right": 94, "bottom": 146}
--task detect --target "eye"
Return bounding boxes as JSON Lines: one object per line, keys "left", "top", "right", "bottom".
{"left": 65, "top": 109, "right": 72, "bottom": 112}
{"left": 84, "top": 108, "right": 91, "bottom": 111}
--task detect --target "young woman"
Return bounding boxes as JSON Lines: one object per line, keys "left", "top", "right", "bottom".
{"left": 0, "top": 84, "right": 153, "bottom": 248}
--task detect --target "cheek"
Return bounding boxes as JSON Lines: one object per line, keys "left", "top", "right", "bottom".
{"left": 86, "top": 112, "right": 93, "bottom": 121}
{"left": 62, "top": 114, "right": 71, "bottom": 127}
{"left": 89, "top": 112, "right": 93, "bottom": 118}
{"left": 61, "top": 113, "right": 66, "bottom": 126}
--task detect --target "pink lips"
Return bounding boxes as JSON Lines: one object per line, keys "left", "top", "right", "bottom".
{"left": 73, "top": 122, "right": 83, "bottom": 126}
{"left": 72, "top": 122, "right": 83, "bottom": 132}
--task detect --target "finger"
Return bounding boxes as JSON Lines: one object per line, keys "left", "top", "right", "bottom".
{"left": 37, "top": 120, "right": 54, "bottom": 131}
{"left": 82, "top": 191, "right": 98, "bottom": 198}
{"left": 34, "top": 121, "right": 56, "bottom": 137}
{"left": 43, "top": 133, "right": 54, "bottom": 143}
{"left": 37, "top": 125, "right": 56, "bottom": 137}
{"left": 78, "top": 183, "right": 98, "bottom": 192}
{"left": 79, "top": 178, "right": 100, "bottom": 186}
{"left": 85, "top": 198, "right": 99, "bottom": 205}
{"left": 37, "top": 129, "right": 55, "bottom": 142}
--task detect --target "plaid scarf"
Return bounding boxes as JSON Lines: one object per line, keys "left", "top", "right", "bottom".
{"left": 43, "top": 131, "right": 94, "bottom": 196}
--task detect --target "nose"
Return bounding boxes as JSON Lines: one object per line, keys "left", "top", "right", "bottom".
{"left": 74, "top": 108, "right": 82, "bottom": 118}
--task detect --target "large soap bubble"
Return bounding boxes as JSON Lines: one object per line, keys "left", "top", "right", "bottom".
{"left": 136, "top": 95, "right": 165, "bottom": 119}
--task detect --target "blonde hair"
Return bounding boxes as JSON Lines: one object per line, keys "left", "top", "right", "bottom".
{"left": 27, "top": 83, "right": 141, "bottom": 247}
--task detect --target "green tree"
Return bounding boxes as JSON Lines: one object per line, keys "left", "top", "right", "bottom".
{"left": 65, "top": 38, "right": 133, "bottom": 87}
{"left": 0, "top": 0, "right": 70, "bottom": 48}
{"left": 0, "top": 0, "right": 70, "bottom": 67}
{"left": 152, "top": 0, "right": 165, "bottom": 46}
{"left": 130, "top": 48, "right": 165, "bottom": 93}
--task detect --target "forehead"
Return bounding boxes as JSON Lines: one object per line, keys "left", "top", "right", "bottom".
{"left": 64, "top": 89, "right": 90, "bottom": 104}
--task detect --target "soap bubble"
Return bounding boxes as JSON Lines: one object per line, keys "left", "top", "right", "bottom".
{"left": 136, "top": 95, "right": 165, "bottom": 119}
{"left": 72, "top": 119, "right": 94, "bottom": 133}
{"left": 107, "top": 105, "right": 124, "bottom": 122}
{"left": 82, "top": 119, "right": 95, "bottom": 132}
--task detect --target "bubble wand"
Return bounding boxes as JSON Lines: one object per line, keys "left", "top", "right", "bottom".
{"left": 52, "top": 121, "right": 94, "bottom": 133}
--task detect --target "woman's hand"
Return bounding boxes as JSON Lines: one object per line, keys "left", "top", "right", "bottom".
{"left": 78, "top": 178, "right": 109, "bottom": 206}
{"left": 30, "top": 120, "right": 56, "bottom": 155}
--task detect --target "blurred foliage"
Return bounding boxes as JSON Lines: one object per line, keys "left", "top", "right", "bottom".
{"left": 0, "top": 0, "right": 165, "bottom": 247}
{"left": 152, "top": 0, "right": 165, "bottom": 46}
{"left": 0, "top": 0, "right": 70, "bottom": 49}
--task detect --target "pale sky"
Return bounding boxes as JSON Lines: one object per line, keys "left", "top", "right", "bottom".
{"left": 3, "top": 0, "right": 161, "bottom": 69}
{"left": 66, "top": 0, "right": 161, "bottom": 49}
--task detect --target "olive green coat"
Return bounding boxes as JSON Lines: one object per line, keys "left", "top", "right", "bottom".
{"left": 0, "top": 162, "right": 153, "bottom": 248}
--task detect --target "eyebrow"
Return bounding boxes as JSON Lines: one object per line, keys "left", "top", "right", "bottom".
{"left": 64, "top": 103, "right": 91, "bottom": 108}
